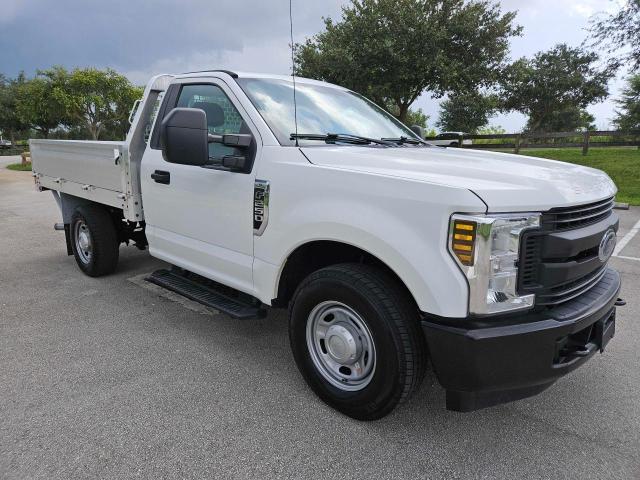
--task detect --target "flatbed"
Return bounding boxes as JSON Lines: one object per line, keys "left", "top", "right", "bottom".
{"left": 32, "top": 74, "right": 174, "bottom": 222}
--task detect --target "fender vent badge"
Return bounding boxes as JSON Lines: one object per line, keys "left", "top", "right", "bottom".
{"left": 253, "top": 180, "right": 270, "bottom": 236}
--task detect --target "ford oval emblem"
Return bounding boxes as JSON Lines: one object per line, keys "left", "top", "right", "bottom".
{"left": 598, "top": 229, "right": 617, "bottom": 263}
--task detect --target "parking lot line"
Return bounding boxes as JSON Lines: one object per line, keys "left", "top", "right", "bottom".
{"left": 615, "top": 255, "right": 640, "bottom": 262}
{"left": 613, "top": 218, "right": 640, "bottom": 257}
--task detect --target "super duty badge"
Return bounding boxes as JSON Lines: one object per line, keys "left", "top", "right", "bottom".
{"left": 253, "top": 180, "right": 270, "bottom": 236}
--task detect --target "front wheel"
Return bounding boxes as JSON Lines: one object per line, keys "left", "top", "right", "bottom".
{"left": 289, "top": 263, "right": 427, "bottom": 420}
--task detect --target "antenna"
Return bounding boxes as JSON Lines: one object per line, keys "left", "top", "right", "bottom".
{"left": 289, "top": 0, "right": 299, "bottom": 147}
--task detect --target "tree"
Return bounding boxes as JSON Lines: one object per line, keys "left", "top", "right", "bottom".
{"left": 295, "top": 0, "right": 521, "bottom": 123}
{"left": 385, "top": 104, "right": 430, "bottom": 129}
{"left": 587, "top": 0, "right": 640, "bottom": 71}
{"left": 537, "top": 106, "right": 596, "bottom": 132}
{"left": 476, "top": 125, "right": 505, "bottom": 135}
{"left": 15, "top": 73, "right": 69, "bottom": 138}
{"left": 613, "top": 74, "right": 640, "bottom": 131}
{"left": 436, "top": 92, "right": 498, "bottom": 132}
{"left": 404, "top": 108, "right": 430, "bottom": 130}
{"left": 0, "top": 73, "right": 29, "bottom": 143}
{"left": 386, "top": 105, "right": 435, "bottom": 137}
{"left": 42, "top": 67, "right": 143, "bottom": 140}
{"left": 501, "top": 44, "right": 613, "bottom": 132}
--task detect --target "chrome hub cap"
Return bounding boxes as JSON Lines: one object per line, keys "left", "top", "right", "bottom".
{"left": 306, "top": 301, "right": 376, "bottom": 391}
{"left": 74, "top": 221, "right": 93, "bottom": 264}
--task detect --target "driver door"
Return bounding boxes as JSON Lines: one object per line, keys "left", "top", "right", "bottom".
{"left": 140, "top": 80, "right": 259, "bottom": 295}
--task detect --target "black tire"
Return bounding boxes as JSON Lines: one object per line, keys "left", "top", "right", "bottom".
{"left": 449, "top": 141, "right": 459, "bottom": 147}
{"left": 70, "top": 205, "right": 119, "bottom": 277}
{"left": 289, "top": 263, "right": 427, "bottom": 420}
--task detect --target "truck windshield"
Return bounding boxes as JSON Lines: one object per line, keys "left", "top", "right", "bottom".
{"left": 237, "top": 78, "right": 419, "bottom": 146}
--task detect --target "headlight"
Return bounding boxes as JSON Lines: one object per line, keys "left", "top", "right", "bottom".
{"left": 449, "top": 213, "right": 541, "bottom": 315}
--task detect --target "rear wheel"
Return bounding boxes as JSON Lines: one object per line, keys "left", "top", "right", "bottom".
{"left": 289, "top": 263, "right": 427, "bottom": 420}
{"left": 70, "top": 205, "right": 119, "bottom": 277}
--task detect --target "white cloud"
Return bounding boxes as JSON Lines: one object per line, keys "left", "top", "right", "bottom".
{"left": 567, "top": 0, "right": 624, "bottom": 18}
{"left": 122, "top": 37, "right": 293, "bottom": 86}
{"left": 1, "top": 0, "right": 625, "bottom": 132}
{"left": 501, "top": 0, "right": 621, "bottom": 20}
{"left": 0, "top": 0, "right": 35, "bottom": 24}
{"left": 570, "top": 3, "right": 596, "bottom": 18}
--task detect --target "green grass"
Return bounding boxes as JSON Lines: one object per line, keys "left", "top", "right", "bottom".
{"left": 6, "top": 162, "right": 32, "bottom": 171}
{"left": 509, "top": 147, "right": 640, "bottom": 206}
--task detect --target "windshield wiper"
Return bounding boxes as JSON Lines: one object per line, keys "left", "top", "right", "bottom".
{"left": 381, "top": 136, "right": 428, "bottom": 145}
{"left": 290, "top": 133, "right": 394, "bottom": 146}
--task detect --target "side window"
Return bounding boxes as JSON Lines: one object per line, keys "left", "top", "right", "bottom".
{"left": 176, "top": 84, "right": 245, "bottom": 163}
{"left": 145, "top": 92, "right": 165, "bottom": 143}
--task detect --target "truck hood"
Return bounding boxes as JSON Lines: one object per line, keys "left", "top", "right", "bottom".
{"left": 301, "top": 146, "right": 617, "bottom": 211}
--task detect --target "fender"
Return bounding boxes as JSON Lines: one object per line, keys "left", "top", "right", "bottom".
{"left": 253, "top": 199, "right": 480, "bottom": 317}
{"left": 251, "top": 146, "right": 486, "bottom": 317}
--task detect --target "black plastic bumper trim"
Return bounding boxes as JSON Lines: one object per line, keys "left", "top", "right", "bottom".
{"left": 422, "top": 268, "right": 621, "bottom": 412}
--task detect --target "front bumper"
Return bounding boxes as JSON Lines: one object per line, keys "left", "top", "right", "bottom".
{"left": 422, "top": 268, "right": 621, "bottom": 412}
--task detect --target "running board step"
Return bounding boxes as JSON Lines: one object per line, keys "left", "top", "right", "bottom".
{"left": 146, "top": 269, "right": 266, "bottom": 319}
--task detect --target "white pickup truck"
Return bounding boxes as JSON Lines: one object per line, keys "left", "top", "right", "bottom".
{"left": 31, "top": 70, "right": 623, "bottom": 420}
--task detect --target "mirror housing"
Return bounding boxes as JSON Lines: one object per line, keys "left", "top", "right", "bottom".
{"left": 208, "top": 133, "right": 253, "bottom": 148}
{"left": 222, "top": 155, "right": 247, "bottom": 171}
{"left": 410, "top": 125, "right": 424, "bottom": 138}
{"left": 160, "top": 108, "right": 208, "bottom": 166}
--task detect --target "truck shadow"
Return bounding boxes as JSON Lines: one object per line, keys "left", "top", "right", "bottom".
{"left": 114, "top": 249, "right": 588, "bottom": 450}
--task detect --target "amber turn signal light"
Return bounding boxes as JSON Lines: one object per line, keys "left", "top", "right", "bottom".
{"left": 452, "top": 220, "right": 476, "bottom": 266}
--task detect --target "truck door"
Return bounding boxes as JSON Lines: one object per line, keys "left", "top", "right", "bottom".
{"left": 140, "top": 80, "right": 259, "bottom": 295}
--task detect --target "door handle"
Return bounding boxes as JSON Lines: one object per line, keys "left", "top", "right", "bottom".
{"left": 151, "top": 170, "right": 170, "bottom": 184}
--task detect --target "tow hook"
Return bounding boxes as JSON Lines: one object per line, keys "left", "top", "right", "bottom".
{"left": 615, "top": 298, "right": 627, "bottom": 307}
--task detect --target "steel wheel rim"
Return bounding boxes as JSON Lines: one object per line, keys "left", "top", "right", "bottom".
{"left": 74, "top": 220, "right": 93, "bottom": 264}
{"left": 306, "top": 301, "right": 376, "bottom": 391}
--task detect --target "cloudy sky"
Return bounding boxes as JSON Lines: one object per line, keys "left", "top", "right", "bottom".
{"left": 0, "top": 0, "right": 627, "bottom": 131}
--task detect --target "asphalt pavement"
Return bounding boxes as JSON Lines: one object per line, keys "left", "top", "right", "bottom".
{"left": 1, "top": 155, "right": 639, "bottom": 479}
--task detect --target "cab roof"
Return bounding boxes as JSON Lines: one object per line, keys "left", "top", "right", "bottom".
{"left": 175, "top": 69, "right": 345, "bottom": 89}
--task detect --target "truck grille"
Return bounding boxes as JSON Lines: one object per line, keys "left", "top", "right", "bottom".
{"left": 519, "top": 197, "right": 616, "bottom": 307}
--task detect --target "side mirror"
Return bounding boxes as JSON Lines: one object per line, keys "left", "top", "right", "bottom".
{"left": 410, "top": 125, "right": 424, "bottom": 138}
{"left": 160, "top": 108, "right": 208, "bottom": 166}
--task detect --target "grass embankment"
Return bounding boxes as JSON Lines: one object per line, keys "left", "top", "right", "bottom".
{"left": 6, "top": 163, "right": 32, "bottom": 171}
{"left": 513, "top": 147, "right": 640, "bottom": 206}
